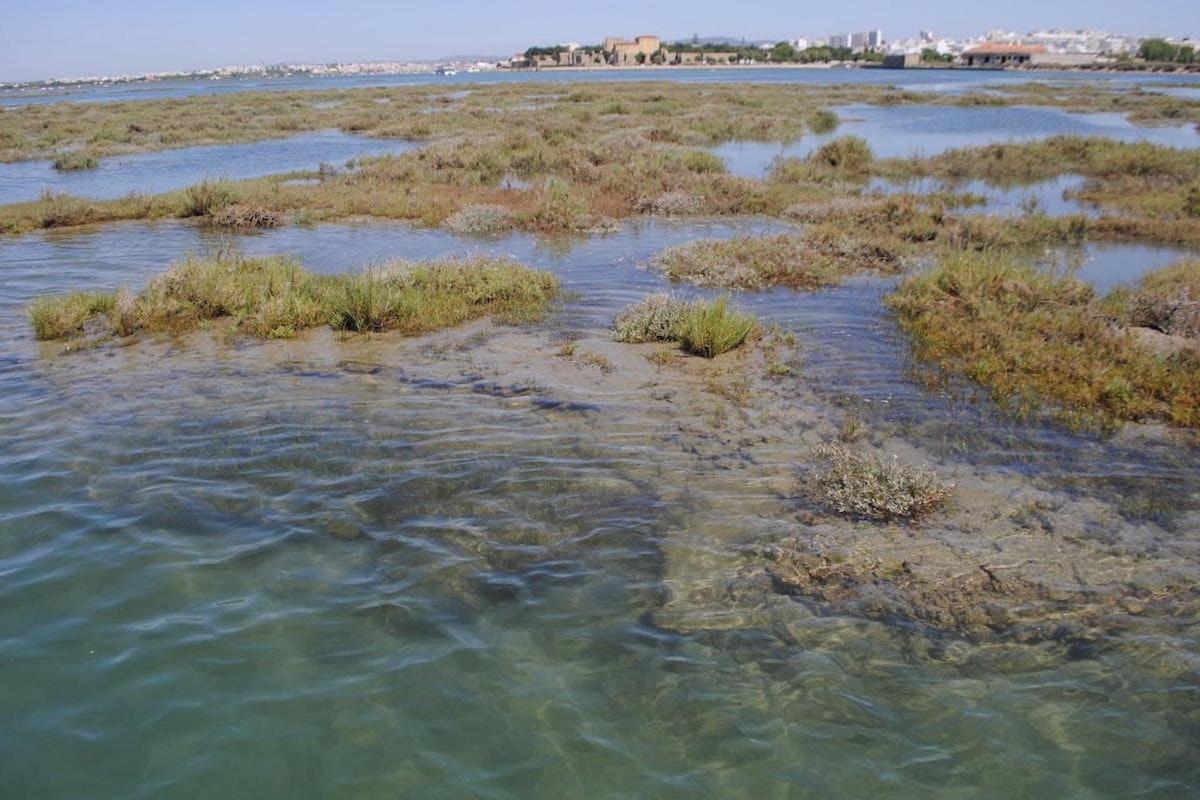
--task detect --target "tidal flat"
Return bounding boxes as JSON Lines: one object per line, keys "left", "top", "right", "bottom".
{"left": 3, "top": 77, "right": 1200, "bottom": 798}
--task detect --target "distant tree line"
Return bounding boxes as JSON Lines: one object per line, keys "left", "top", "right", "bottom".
{"left": 1138, "top": 38, "right": 1197, "bottom": 64}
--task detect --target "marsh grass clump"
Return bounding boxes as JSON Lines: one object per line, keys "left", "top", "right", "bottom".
{"left": 1183, "top": 183, "right": 1200, "bottom": 218}
{"left": 28, "top": 292, "right": 116, "bottom": 340}
{"left": 208, "top": 204, "right": 283, "bottom": 229}
{"left": 612, "top": 293, "right": 757, "bottom": 357}
{"left": 331, "top": 258, "right": 559, "bottom": 334}
{"left": 887, "top": 253, "right": 1200, "bottom": 429}
{"left": 809, "top": 136, "right": 873, "bottom": 174}
{"left": 441, "top": 204, "right": 516, "bottom": 234}
{"left": 522, "top": 181, "right": 591, "bottom": 232}
{"left": 612, "top": 293, "right": 692, "bottom": 344}
{"left": 34, "top": 191, "right": 99, "bottom": 228}
{"left": 808, "top": 109, "right": 840, "bottom": 134}
{"left": 178, "top": 179, "right": 236, "bottom": 218}
{"left": 676, "top": 297, "right": 758, "bottom": 357}
{"left": 1118, "top": 260, "right": 1200, "bottom": 339}
{"left": 52, "top": 150, "right": 99, "bottom": 171}
{"left": 809, "top": 444, "right": 951, "bottom": 522}
{"left": 650, "top": 232, "right": 903, "bottom": 290}
{"left": 29, "top": 254, "right": 559, "bottom": 342}
{"left": 644, "top": 191, "right": 705, "bottom": 217}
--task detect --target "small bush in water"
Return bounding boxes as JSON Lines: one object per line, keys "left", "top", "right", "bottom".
{"left": 810, "top": 444, "right": 951, "bottom": 522}
{"left": 809, "top": 136, "right": 873, "bottom": 173}
{"left": 178, "top": 179, "right": 236, "bottom": 218}
{"left": 677, "top": 297, "right": 758, "bottom": 358}
{"left": 442, "top": 204, "right": 516, "bottom": 234}
{"left": 612, "top": 293, "right": 756, "bottom": 358}
{"left": 52, "top": 150, "right": 99, "bottom": 171}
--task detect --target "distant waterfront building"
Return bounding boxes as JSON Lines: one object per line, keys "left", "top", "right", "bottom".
{"left": 843, "top": 30, "right": 884, "bottom": 52}
{"left": 962, "top": 44, "right": 1047, "bottom": 67}
{"left": 603, "top": 35, "right": 662, "bottom": 65}
{"left": 790, "top": 37, "right": 810, "bottom": 51}
{"left": 882, "top": 53, "right": 921, "bottom": 69}
{"left": 829, "top": 33, "right": 850, "bottom": 50}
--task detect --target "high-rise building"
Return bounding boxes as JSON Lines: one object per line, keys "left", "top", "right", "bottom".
{"left": 829, "top": 33, "right": 850, "bottom": 49}
{"left": 867, "top": 30, "right": 884, "bottom": 49}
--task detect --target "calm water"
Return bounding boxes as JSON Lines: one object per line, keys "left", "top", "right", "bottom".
{"left": 2, "top": 218, "right": 1199, "bottom": 797}
{"left": 0, "top": 131, "right": 417, "bottom": 205}
{"left": 714, "top": 104, "right": 1200, "bottom": 177}
{"left": 5, "top": 67, "right": 1200, "bottom": 107}
{"left": 867, "top": 174, "right": 1099, "bottom": 217}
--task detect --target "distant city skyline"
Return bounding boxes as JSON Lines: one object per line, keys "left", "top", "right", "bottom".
{"left": 2, "top": 0, "right": 1198, "bottom": 82}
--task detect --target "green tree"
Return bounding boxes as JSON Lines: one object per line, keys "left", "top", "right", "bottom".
{"left": 635, "top": 52, "right": 647, "bottom": 65}
{"left": 771, "top": 42, "right": 797, "bottom": 62}
{"left": 1139, "top": 38, "right": 1179, "bottom": 62}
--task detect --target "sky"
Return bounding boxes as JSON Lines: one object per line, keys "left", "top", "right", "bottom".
{"left": 1, "top": 0, "right": 1198, "bottom": 82}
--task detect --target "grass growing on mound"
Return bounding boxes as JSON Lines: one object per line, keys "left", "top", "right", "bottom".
{"left": 677, "top": 297, "right": 758, "bottom": 357}
{"left": 29, "top": 254, "right": 559, "bottom": 342}
{"left": 612, "top": 293, "right": 756, "bottom": 357}
{"left": 649, "top": 232, "right": 904, "bottom": 290}
{"left": 208, "top": 204, "right": 283, "bottom": 228}
{"left": 809, "top": 136, "right": 873, "bottom": 174}
{"left": 886, "top": 252, "right": 1200, "bottom": 429}
{"left": 809, "top": 444, "right": 952, "bottom": 522}
{"left": 441, "top": 204, "right": 515, "bottom": 234}
{"left": 1115, "top": 260, "right": 1200, "bottom": 339}
{"left": 27, "top": 292, "right": 117, "bottom": 340}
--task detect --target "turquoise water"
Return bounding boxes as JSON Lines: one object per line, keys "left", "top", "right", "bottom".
{"left": 2, "top": 219, "right": 1199, "bottom": 797}
{"left": 0, "top": 130, "right": 418, "bottom": 205}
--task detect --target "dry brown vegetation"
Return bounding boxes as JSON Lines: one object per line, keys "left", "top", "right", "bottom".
{"left": 807, "top": 444, "right": 952, "bottom": 522}
{"left": 649, "top": 230, "right": 905, "bottom": 290}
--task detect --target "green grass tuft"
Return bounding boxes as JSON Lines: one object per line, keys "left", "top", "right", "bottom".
{"left": 612, "top": 293, "right": 757, "bottom": 358}
{"left": 28, "top": 292, "right": 117, "bottom": 340}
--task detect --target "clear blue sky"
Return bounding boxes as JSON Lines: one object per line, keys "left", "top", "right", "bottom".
{"left": 2, "top": 0, "right": 1197, "bottom": 82}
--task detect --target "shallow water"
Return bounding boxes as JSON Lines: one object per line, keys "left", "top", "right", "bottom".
{"left": 0, "top": 130, "right": 417, "bottom": 205}
{"left": 2, "top": 216, "right": 1199, "bottom": 796}
{"left": 714, "top": 104, "right": 1200, "bottom": 177}
{"left": 867, "top": 174, "right": 1096, "bottom": 217}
